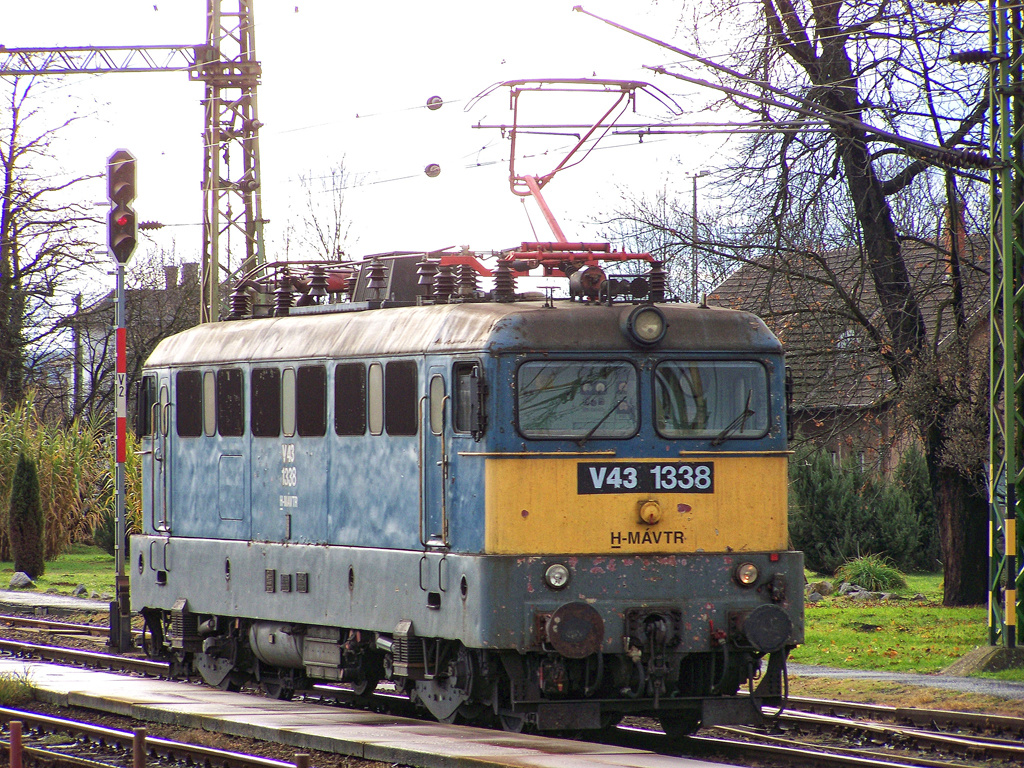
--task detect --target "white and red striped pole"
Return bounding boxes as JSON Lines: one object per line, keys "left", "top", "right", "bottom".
{"left": 107, "top": 149, "right": 136, "bottom": 651}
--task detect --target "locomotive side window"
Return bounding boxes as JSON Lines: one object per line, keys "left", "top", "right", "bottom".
{"left": 175, "top": 370, "right": 203, "bottom": 437}
{"left": 453, "top": 362, "right": 485, "bottom": 438}
{"left": 429, "top": 375, "right": 445, "bottom": 435}
{"left": 136, "top": 375, "right": 157, "bottom": 437}
{"left": 216, "top": 368, "right": 245, "bottom": 437}
{"left": 296, "top": 365, "right": 327, "bottom": 437}
{"left": 368, "top": 363, "right": 383, "bottom": 435}
{"left": 654, "top": 360, "right": 769, "bottom": 440}
{"left": 203, "top": 371, "right": 216, "bottom": 437}
{"left": 251, "top": 367, "right": 281, "bottom": 437}
{"left": 335, "top": 362, "right": 366, "bottom": 435}
{"left": 385, "top": 360, "right": 418, "bottom": 436}
{"left": 282, "top": 368, "right": 296, "bottom": 437}
{"left": 517, "top": 361, "right": 638, "bottom": 439}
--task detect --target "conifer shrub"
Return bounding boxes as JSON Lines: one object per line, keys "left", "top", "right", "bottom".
{"left": 788, "top": 447, "right": 931, "bottom": 574}
{"left": 9, "top": 452, "right": 45, "bottom": 578}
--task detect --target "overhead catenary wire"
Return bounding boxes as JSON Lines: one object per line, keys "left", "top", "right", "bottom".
{"left": 573, "top": 6, "right": 990, "bottom": 170}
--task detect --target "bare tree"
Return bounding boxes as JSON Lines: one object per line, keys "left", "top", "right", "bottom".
{"left": 599, "top": 1, "right": 990, "bottom": 603}
{"left": 0, "top": 76, "right": 100, "bottom": 408}
{"left": 600, "top": 185, "right": 735, "bottom": 299}
{"left": 69, "top": 246, "right": 200, "bottom": 426}
{"left": 281, "top": 160, "right": 358, "bottom": 262}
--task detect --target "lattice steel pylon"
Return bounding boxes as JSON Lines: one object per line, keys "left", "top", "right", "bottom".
{"left": 0, "top": 0, "right": 265, "bottom": 323}
{"left": 194, "top": 0, "right": 265, "bottom": 322}
{"left": 990, "top": 0, "right": 1024, "bottom": 647}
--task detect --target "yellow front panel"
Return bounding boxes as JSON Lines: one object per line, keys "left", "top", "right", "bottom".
{"left": 484, "top": 455, "right": 788, "bottom": 555}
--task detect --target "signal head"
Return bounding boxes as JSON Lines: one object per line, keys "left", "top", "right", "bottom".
{"left": 108, "top": 206, "right": 137, "bottom": 263}
{"left": 107, "top": 149, "right": 137, "bottom": 207}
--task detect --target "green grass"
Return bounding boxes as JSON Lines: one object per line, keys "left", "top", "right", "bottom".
{"left": 791, "top": 599, "right": 986, "bottom": 673}
{"left": 835, "top": 554, "right": 907, "bottom": 591}
{"left": 0, "top": 670, "right": 34, "bottom": 705}
{"left": 1, "top": 543, "right": 116, "bottom": 597}
{"left": 793, "top": 571, "right": 1024, "bottom": 681}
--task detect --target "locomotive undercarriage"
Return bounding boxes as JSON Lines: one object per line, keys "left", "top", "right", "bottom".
{"left": 141, "top": 606, "right": 787, "bottom": 734}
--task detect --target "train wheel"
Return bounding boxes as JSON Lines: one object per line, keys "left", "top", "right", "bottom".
{"left": 262, "top": 680, "right": 295, "bottom": 700}
{"left": 413, "top": 645, "right": 475, "bottom": 722}
{"left": 659, "top": 711, "right": 701, "bottom": 739}
{"left": 498, "top": 713, "right": 528, "bottom": 733}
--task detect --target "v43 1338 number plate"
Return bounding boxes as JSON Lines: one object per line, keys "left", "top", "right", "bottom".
{"left": 577, "top": 462, "right": 714, "bottom": 494}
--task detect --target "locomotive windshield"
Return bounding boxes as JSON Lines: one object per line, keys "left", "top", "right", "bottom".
{"left": 517, "top": 361, "right": 638, "bottom": 439}
{"left": 654, "top": 360, "right": 769, "bottom": 440}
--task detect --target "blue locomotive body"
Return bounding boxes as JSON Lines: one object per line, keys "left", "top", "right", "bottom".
{"left": 131, "top": 295, "right": 803, "bottom": 733}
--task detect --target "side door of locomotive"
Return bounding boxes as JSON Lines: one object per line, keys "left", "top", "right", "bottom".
{"left": 421, "top": 364, "right": 449, "bottom": 548}
{"left": 152, "top": 373, "right": 172, "bottom": 532}
{"left": 138, "top": 371, "right": 172, "bottom": 534}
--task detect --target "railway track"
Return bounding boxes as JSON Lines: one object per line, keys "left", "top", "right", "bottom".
{"left": 0, "top": 707, "right": 304, "bottom": 768}
{"left": 2, "top": 618, "right": 1022, "bottom": 768}
{"left": 0, "top": 638, "right": 169, "bottom": 677}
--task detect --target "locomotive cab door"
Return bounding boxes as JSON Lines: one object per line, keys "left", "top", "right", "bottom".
{"left": 138, "top": 373, "right": 171, "bottom": 533}
{"left": 420, "top": 368, "right": 449, "bottom": 549}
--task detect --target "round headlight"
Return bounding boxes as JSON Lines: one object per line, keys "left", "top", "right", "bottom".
{"left": 735, "top": 562, "right": 759, "bottom": 586}
{"left": 625, "top": 306, "right": 667, "bottom": 346}
{"left": 544, "top": 563, "right": 571, "bottom": 590}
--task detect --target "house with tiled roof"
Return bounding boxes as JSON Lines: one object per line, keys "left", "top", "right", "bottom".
{"left": 707, "top": 228, "right": 988, "bottom": 469}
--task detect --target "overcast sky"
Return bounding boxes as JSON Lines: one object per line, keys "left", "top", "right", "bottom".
{"left": 4, "top": 1, "right": 718, "bottom": 269}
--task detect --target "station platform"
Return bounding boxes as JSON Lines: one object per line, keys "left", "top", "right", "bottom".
{"left": 0, "top": 589, "right": 108, "bottom": 617}
{"left": 0, "top": 656, "right": 729, "bottom": 768}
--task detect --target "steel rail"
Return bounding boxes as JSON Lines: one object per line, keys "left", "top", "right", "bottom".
{"left": 1, "top": 614, "right": 114, "bottom": 639}
{"left": 0, "top": 639, "right": 168, "bottom": 677}
{"left": 0, "top": 707, "right": 295, "bottom": 768}
{"left": 737, "top": 711, "right": 1024, "bottom": 763}
{"left": 614, "top": 724, "right": 967, "bottom": 768}
{"left": 783, "top": 694, "right": 1024, "bottom": 739}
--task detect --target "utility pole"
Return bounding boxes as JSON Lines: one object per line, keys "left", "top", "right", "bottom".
{"left": 690, "top": 170, "right": 709, "bottom": 303}
{"left": 0, "top": 0, "right": 266, "bottom": 323}
{"left": 990, "top": 4, "right": 1024, "bottom": 649}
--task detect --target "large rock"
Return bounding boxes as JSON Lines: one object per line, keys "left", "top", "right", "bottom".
{"left": 9, "top": 572, "right": 34, "bottom": 589}
{"left": 809, "top": 580, "right": 834, "bottom": 596}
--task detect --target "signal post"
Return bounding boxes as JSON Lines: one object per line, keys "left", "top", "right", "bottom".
{"left": 107, "top": 149, "right": 137, "bottom": 652}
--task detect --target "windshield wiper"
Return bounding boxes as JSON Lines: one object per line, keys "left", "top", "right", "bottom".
{"left": 578, "top": 397, "right": 626, "bottom": 447}
{"left": 710, "top": 390, "right": 754, "bottom": 447}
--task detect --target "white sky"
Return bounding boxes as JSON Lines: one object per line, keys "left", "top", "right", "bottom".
{"left": 4, "top": 1, "right": 720, "bottom": 267}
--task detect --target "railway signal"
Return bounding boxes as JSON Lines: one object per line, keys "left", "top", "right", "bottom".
{"left": 106, "top": 150, "right": 137, "bottom": 264}
{"left": 106, "top": 148, "right": 135, "bottom": 652}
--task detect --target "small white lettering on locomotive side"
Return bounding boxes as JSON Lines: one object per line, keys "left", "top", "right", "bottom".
{"left": 589, "top": 467, "right": 607, "bottom": 489}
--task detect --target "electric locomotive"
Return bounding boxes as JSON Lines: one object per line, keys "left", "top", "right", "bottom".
{"left": 131, "top": 248, "right": 803, "bottom": 735}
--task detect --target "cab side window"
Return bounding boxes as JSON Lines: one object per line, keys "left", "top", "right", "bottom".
{"left": 297, "top": 365, "right": 327, "bottom": 437}
{"left": 217, "top": 368, "right": 245, "bottom": 437}
{"left": 176, "top": 370, "right": 203, "bottom": 437}
{"left": 385, "top": 360, "right": 418, "bottom": 436}
{"left": 251, "top": 367, "right": 281, "bottom": 437}
{"left": 335, "top": 362, "right": 366, "bottom": 435}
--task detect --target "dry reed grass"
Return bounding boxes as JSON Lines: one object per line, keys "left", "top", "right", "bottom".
{"left": 0, "top": 395, "right": 135, "bottom": 561}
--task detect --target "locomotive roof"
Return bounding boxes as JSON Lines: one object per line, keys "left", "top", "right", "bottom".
{"left": 144, "top": 301, "right": 782, "bottom": 367}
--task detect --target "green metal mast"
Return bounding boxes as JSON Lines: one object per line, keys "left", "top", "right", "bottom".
{"left": 990, "top": 0, "right": 1024, "bottom": 647}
